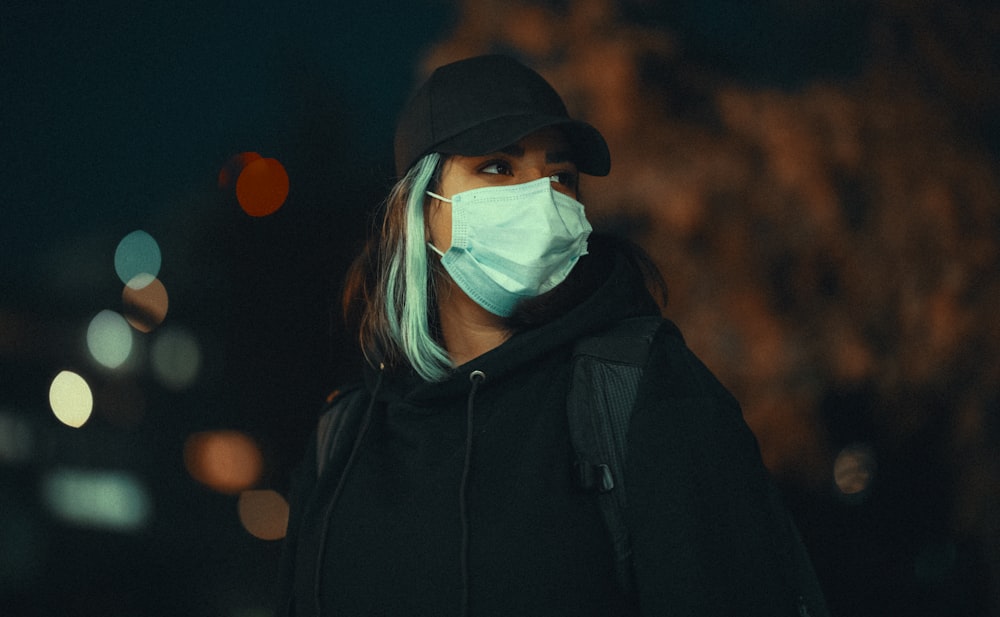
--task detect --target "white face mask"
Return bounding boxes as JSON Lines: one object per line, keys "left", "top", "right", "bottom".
{"left": 426, "top": 177, "right": 592, "bottom": 317}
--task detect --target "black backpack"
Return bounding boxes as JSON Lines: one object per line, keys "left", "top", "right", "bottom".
{"left": 314, "top": 316, "right": 828, "bottom": 617}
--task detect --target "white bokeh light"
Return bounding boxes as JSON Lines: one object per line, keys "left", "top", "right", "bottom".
{"left": 86, "top": 310, "right": 133, "bottom": 369}
{"left": 41, "top": 469, "right": 152, "bottom": 532}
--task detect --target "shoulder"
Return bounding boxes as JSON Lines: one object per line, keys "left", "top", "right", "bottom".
{"left": 316, "top": 383, "right": 368, "bottom": 452}
{"left": 643, "top": 319, "right": 739, "bottom": 407}
{"left": 629, "top": 321, "right": 767, "bottom": 488}
{"left": 628, "top": 319, "right": 752, "bottom": 463}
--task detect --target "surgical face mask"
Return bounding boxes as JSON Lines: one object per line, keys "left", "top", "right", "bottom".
{"left": 426, "top": 177, "right": 592, "bottom": 317}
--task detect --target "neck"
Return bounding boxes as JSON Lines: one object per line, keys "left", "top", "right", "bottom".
{"left": 435, "top": 278, "right": 511, "bottom": 367}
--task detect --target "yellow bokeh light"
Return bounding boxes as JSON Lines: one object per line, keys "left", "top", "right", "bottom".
{"left": 48, "top": 370, "right": 94, "bottom": 428}
{"left": 183, "top": 430, "right": 263, "bottom": 494}
{"left": 237, "top": 489, "right": 289, "bottom": 541}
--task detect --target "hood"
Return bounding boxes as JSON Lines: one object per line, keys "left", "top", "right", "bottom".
{"left": 364, "top": 234, "right": 662, "bottom": 405}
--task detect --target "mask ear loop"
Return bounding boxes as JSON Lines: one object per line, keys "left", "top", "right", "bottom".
{"left": 424, "top": 191, "right": 450, "bottom": 255}
{"left": 425, "top": 190, "right": 451, "bottom": 203}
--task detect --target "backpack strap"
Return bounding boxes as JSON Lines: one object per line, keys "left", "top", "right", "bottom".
{"left": 567, "top": 315, "right": 669, "bottom": 595}
{"left": 569, "top": 317, "right": 830, "bottom": 616}
{"left": 315, "top": 384, "right": 368, "bottom": 479}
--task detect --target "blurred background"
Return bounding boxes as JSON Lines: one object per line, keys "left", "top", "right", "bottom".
{"left": 2, "top": 1, "right": 998, "bottom": 615}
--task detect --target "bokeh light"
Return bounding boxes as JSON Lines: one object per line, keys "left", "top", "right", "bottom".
{"left": 237, "top": 489, "right": 289, "bottom": 541}
{"left": 86, "top": 310, "right": 133, "bottom": 369}
{"left": 218, "top": 151, "right": 262, "bottom": 189}
{"left": 48, "top": 370, "right": 94, "bottom": 428}
{"left": 833, "top": 443, "right": 877, "bottom": 501}
{"left": 235, "top": 157, "right": 289, "bottom": 217}
{"left": 184, "top": 430, "right": 263, "bottom": 494}
{"left": 122, "top": 275, "right": 169, "bottom": 332}
{"left": 150, "top": 326, "right": 201, "bottom": 390}
{"left": 41, "top": 469, "right": 152, "bottom": 532}
{"left": 114, "top": 230, "right": 161, "bottom": 287}
{"left": 0, "top": 411, "right": 34, "bottom": 464}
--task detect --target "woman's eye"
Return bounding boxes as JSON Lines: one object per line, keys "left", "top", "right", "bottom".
{"left": 551, "top": 171, "right": 578, "bottom": 189}
{"left": 481, "top": 161, "right": 512, "bottom": 176}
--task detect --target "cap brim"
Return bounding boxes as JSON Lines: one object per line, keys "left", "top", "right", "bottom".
{"left": 433, "top": 114, "right": 611, "bottom": 176}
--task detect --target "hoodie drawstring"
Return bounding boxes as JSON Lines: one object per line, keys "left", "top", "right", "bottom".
{"left": 460, "top": 369, "right": 485, "bottom": 617}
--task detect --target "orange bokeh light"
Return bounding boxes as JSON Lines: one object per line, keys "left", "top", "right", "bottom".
{"left": 218, "top": 151, "right": 262, "bottom": 189}
{"left": 235, "top": 157, "right": 289, "bottom": 217}
{"left": 237, "top": 489, "right": 289, "bottom": 541}
{"left": 183, "top": 430, "right": 263, "bottom": 494}
{"left": 122, "top": 276, "right": 168, "bottom": 333}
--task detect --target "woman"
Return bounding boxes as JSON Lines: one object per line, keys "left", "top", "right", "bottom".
{"left": 277, "top": 54, "right": 826, "bottom": 617}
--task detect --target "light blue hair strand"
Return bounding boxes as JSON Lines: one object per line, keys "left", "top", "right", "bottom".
{"left": 383, "top": 153, "right": 452, "bottom": 381}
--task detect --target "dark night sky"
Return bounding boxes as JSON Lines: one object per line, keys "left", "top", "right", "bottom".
{"left": 2, "top": 1, "right": 454, "bottom": 264}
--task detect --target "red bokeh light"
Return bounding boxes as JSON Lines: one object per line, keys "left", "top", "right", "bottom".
{"left": 235, "top": 157, "right": 289, "bottom": 217}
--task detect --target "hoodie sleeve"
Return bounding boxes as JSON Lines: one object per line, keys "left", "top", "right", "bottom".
{"left": 624, "top": 324, "right": 807, "bottom": 617}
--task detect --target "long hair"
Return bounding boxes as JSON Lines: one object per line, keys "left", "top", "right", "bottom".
{"left": 342, "top": 153, "right": 452, "bottom": 381}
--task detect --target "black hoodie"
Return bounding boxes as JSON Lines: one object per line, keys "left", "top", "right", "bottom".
{"left": 277, "top": 239, "right": 812, "bottom": 617}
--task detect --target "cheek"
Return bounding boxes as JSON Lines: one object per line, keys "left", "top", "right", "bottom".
{"left": 426, "top": 201, "right": 453, "bottom": 249}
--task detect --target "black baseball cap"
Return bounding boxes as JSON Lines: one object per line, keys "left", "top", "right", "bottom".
{"left": 393, "top": 54, "right": 611, "bottom": 177}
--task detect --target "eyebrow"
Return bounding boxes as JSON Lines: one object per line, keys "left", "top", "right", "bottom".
{"left": 497, "top": 143, "right": 576, "bottom": 165}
